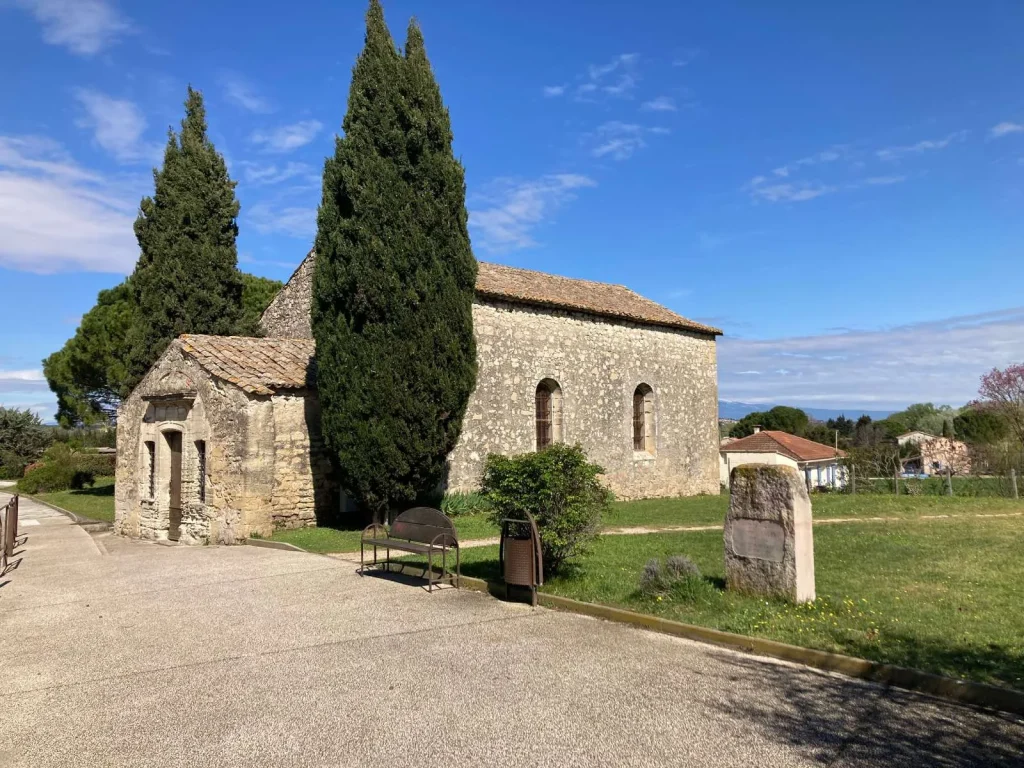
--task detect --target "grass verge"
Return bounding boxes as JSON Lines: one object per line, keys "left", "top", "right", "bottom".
{"left": 400, "top": 516, "right": 1024, "bottom": 689}
{"left": 31, "top": 476, "right": 116, "bottom": 523}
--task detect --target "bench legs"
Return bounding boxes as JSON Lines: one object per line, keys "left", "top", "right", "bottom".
{"left": 360, "top": 542, "right": 461, "bottom": 592}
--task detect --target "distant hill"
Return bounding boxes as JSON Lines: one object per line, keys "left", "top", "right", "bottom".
{"left": 718, "top": 400, "right": 893, "bottom": 422}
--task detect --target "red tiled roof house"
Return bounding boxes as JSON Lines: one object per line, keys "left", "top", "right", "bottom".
{"left": 719, "top": 427, "right": 847, "bottom": 489}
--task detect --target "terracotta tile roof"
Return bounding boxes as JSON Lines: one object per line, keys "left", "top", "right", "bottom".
{"left": 178, "top": 335, "right": 315, "bottom": 396}
{"left": 262, "top": 251, "right": 722, "bottom": 337}
{"left": 475, "top": 262, "right": 721, "bottom": 335}
{"left": 719, "top": 430, "right": 846, "bottom": 462}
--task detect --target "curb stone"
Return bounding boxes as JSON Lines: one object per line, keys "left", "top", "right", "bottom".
{"left": 13, "top": 493, "right": 113, "bottom": 532}
{"left": 349, "top": 560, "right": 1024, "bottom": 719}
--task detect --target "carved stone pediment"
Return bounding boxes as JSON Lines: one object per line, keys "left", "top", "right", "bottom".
{"left": 142, "top": 370, "right": 198, "bottom": 400}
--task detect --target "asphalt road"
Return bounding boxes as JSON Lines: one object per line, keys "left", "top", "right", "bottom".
{"left": 2, "top": 493, "right": 1022, "bottom": 767}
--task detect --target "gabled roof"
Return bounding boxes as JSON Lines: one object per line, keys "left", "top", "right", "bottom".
{"left": 261, "top": 251, "right": 721, "bottom": 337}
{"left": 719, "top": 430, "right": 846, "bottom": 462}
{"left": 475, "top": 262, "right": 721, "bottom": 335}
{"left": 178, "top": 335, "right": 315, "bottom": 396}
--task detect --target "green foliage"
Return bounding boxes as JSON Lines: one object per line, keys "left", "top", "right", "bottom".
{"left": 639, "top": 555, "right": 708, "bottom": 600}
{"left": 15, "top": 442, "right": 111, "bottom": 494}
{"left": 730, "top": 405, "right": 810, "bottom": 438}
{"left": 954, "top": 406, "right": 1009, "bottom": 445}
{"left": 239, "top": 273, "right": 284, "bottom": 336}
{"left": 43, "top": 280, "right": 135, "bottom": 426}
{"left": 440, "top": 491, "right": 491, "bottom": 518}
{"left": 480, "top": 443, "right": 612, "bottom": 574}
{"left": 886, "top": 402, "right": 959, "bottom": 438}
{"left": 125, "top": 86, "right": 245, "bottom": 390}
{"left": 312, "top": 1, "right": 477, "bottom": 519}
{"left": 826, "top": 415, "right": 855, "bottom": 437}
{"left": 0, "top": 406, "right": 52, "bottom": 478}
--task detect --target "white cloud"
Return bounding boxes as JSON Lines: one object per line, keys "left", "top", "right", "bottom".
{"left": 641, "top": 96, "right": 676, "bottom": 112}
{"left": 672, "top": 48, "right": 701, "bottom": 67}
{"left": 863, "top": 175, "right": 907, "bottom": 186}
{"left": 13, "top": 0, "right": 131, "bottom": 55}
{"left": 469, "top": 173, "right": 596, "bottom": 253}
{"left": 876, "top": 130, "right": 968, "bottom": 161}
{"left": 748, "top": 182, "right": 835, "bottom": 203}
{"left": 543, "top": 85, "right": 566, "bottom": 98}
{"left": 246, "top": 202, "right": 316, "bottom": 238}
{"left": 0, "top": 135, "right": 139, "bottom": 273}
{"left": 250, "top": 120, "right": 324, "bottom": 153}
{"left": 0, "top": 369, "right": 46, "bottom": 392}
{"left": 74, "top": 89, "right": 160, "bottom": 164}
{"left": 575, "top": 53, "right": 639, "bottom": 101}
{"left": 990, "top": 121, "right": 1024, "bottom": 139}
{"left": 719, "top": 307, "right": 1024, "bottom": 409}
{"left": 239, "top": 161, "right": 316, "bottom": 186}
{"left": 591, "top": 122, "right": 650, "bottom": 160}
{"left": 220, "top": 72, "right": 273, "bottom": 114}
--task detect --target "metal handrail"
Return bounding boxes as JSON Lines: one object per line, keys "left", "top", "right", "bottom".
{"left": 1, "top": 494, "right": 18, "bottom": 570}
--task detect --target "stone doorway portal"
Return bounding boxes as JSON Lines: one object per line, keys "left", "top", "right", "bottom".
{"left": 165, "top": 431, "right": 183, "bottom": 541}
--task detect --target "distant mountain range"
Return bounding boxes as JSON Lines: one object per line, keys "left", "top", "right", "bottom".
{"left": 718, "top": 400, "right": 893, "bottom": 422}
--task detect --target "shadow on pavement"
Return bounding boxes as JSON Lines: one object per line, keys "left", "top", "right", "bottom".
{"left": 707, "top": 651, "right": 1024, "bottom": 767}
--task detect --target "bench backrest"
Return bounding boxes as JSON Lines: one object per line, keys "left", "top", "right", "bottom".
{"left": 391, "top": 507, "right": 457, "bottom": 546}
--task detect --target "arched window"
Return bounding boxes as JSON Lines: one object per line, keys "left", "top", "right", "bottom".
{"left": 633, "top": 384, "right": 654, "bottom": 453}
{"left": 535, "top": 378, "right": 563, "bottom": 450}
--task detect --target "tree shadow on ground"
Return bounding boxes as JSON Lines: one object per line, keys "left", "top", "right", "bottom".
{"left": 69, "top": 483, "right": 114, "bottom": 498}
{"left": 704, "top": 650, "right": 1024, "bottom": 767}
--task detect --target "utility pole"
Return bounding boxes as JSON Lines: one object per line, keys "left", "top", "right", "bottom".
{"left": 945, "top": 465, "right": 954, "bottom": 497}
{"left": 1011, "top": 468, "right": 1019, "bottom": 500}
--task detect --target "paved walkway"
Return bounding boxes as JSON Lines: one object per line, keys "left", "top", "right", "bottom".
{"left": 2, "top": 492, "right": 1022, "bottom": 767}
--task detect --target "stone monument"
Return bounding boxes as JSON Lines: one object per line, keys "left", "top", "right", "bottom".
{"left": 724, "top": 464, "right": 815, "bottom": 603}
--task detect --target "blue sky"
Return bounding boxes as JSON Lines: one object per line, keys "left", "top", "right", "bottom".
{"left": 2, "top": 0, "right": 1023, "bottom": 420}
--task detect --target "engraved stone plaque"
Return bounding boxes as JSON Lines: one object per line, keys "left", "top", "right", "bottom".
{"left": 732, "top": 519, "right": 785, "bottom": 562}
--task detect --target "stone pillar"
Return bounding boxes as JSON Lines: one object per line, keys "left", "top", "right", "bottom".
{"left": 725, "top": 464, "right": 815, "bottom": 603}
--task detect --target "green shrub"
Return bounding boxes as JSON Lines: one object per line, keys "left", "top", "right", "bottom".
{"left": 0, "top": 451, "right": 29, "bottom": 480}
{"left": 15, "top": 443, "right": 106, "bottom": 493}
{"left": 480, "top": 443, "right": 612, "bottom": 575}
{"left": 639, "top": 558, "right": 668, "bottom": 596}
{"left": 440, "top": 491, "right": 491, "bottom": 518}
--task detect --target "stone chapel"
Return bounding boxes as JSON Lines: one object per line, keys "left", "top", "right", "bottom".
{"left": 114, "top": 253, "right": 722, "bottom": 544}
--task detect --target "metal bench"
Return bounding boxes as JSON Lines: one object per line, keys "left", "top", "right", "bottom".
{"left": 360, "top": 507, "right": 460, "bottom": 592}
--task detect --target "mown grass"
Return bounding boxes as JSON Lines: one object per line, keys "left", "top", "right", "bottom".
{"left": 272, "top": 493, "right": 1022, "bottom": 552}
{"left": 32, "top": 476, "right": 116, "bottom": 522}
{"left": 402, "top": 516, "right": 1024, "bottom": 689}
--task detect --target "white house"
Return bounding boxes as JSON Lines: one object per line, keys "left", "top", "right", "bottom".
{"left": 720, "top": 428, "right": 847, "bottom": 489}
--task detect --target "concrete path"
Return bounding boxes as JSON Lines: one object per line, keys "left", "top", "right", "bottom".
{"left": 2, "top": 492, "right": 1022, "bottom": 767}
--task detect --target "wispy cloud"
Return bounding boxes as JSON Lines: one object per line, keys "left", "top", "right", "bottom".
{"left": 239, "top": 161, "right": 316, "bottom": 186}
{"left": 863, "top": 175, "right": 907, "bottom": 186}
{"left": 74, "top": 89, "right": 160, "bottom": 165}
{"left": 246, "top": 202, "right": 316, "bottom": 238}
{"left": 719, "top": 307, "right": 1024, "bottom": 409}
{"left": 220, "top": 72, "right": 273, "bottom": 114}
{"left": 990, "top": 121, "right": 1024, "bottom": 139}
{"left": 250, "top": 120, "right": 323, "bottom": 153}
{"left": 468, "top": 173, "right": 596, "bottom": 253}
{"left": 13, "top": 0, "right": 132, "bottom": 55}
{"left": 573, "top": 53, "right": 640, "bottom": 101}
{"left": 0, "top": 135, "right": 140, "bottom": 273}
{"left": 876, "top": 130, "right": 968, "bottom": 161}
{"left": 588, "top": 121, "right": 668, "bottom": 161}
{"left": 641, "top": 96, "right": 676, "bottom": 112}
{"left": 543, "top": 85, "right": 566, "bottom": 98}
{"left": 0, "top": 369, "right": 47, "bottom": 392}
{"left": 747, "top": 177, "right": 835, "bottom": 203}
{"left": 672, "top": 48, "right": 701, "bottom": 67}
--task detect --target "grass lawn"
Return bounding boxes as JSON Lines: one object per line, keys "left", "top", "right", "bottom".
{"left": 274, "top": 493, "right": 1023, "bottom": 553}
{"left": 404, "top": 516, "right": 1024, "bottom": 689}
{"left": 269, "top": 513, "right": 500, "bottom": 553}
{"left": 604, "top": 492, "right": 1023, "bottom": 529}
{"left": 32, "top": 476, "right": 116, "bottom": 523}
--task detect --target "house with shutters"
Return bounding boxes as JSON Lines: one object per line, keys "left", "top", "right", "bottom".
{"left": 719, "top": 427, "right": 847, "bottom": 490}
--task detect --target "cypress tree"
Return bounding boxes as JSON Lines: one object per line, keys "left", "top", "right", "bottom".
{"left": 126, "top": 86, "right": 244, "bottom": 389}
{"left": 312, "top": 1, "right": 477, "bottom": 521}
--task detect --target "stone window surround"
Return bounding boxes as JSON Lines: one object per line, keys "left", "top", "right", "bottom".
{"left": 535, "top": 377, "right": 564, "bottom": 451}
{"left": 531, "top": 375, "right": 661, "bottom": 460}
{"left": 632, "top": 383, "right": 657, "bottom": 459}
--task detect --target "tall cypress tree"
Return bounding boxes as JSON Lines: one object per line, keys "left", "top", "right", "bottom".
{"left": 312, "top": 1, "right": 477, "bottom": 520}
{"left": 126, "top": 87, "right": 244, "bottom": 389}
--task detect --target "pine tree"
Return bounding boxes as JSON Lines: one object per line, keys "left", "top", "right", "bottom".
{"left": 312, "top": 1, "right": 477, "bottom": 520}
{"left": 126, "top": 87, "right": 244, "bottom": 389}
